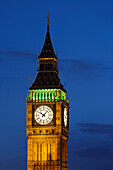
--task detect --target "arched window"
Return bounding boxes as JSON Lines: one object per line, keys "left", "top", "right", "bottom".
{"left": 35, "top": 93, "right": 36, "bottom": 100}
{"left": 50, "top": 93, "right": 52, "bottom": 99}
{"left": 41, "top": 93, "right": 42, "bottom": 99}
{"left": 47, "top": 93, "right": 49, "bottom": 99}
{"left": 44, "top": 93, "right": 46, "bottom": 99}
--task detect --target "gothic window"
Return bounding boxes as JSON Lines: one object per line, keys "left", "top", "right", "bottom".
{"left": 41, "top": 93, "right": 42, "bottom": 99}
{"left": 50, "top": 93, "right": 52, "bottom": 99}
{"left": 38, "top": 94, "right": 39, "bottom": 99}
{"left": 35, "top": 93, "right": 36, "bottom": 100}
{"left": 47, "top": 93, "right": 49, "bottom": 99}
{"left": 44, "top": 93, "right": 46, "bottom": 99}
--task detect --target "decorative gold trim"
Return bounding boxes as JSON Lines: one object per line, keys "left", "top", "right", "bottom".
{"left": 39, "top": 58, "right": 58, "bottom": 62}
{"left": 37, "top": 70, "right": 58, "bottom": 74}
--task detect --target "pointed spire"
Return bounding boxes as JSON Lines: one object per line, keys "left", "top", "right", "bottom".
{"left": 47, "top": 12, "right": 50, "bottom": 33}
{"left": 29, "top": 13, "right": 66, "bottom": 93}
{"left": 38, "top": 12, "right": 57, "bottom": 59}
{"left": 47, "top": 12, "right": 50, "bottom": 26}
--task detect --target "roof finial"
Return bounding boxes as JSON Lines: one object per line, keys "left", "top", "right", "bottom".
{"left": 47, "top": 12, "right": 50, "bottom": 25}
{"left": 64, "top": 82, "right": 67, "bottom": 91}
{"left": 29, "top": 76, "right": 31, "bottom": 87}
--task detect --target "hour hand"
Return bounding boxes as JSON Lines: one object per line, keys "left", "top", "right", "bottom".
{"left": 42, "top": 111, "right": 48, "bottom": 117}
{"left": 41, "top": 112, "right": 46, "bottom": 117}
{"left": 42, "top": 114, "right": 45, "bottom": 117}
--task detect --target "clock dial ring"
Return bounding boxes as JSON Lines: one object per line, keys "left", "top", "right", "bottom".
{"left": 64, "top": 107, "right": 68, "bottom": 127}
{"left": 34, "top": 105, "right": 53, "bottom": 125}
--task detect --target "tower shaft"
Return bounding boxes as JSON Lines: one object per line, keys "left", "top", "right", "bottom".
{"left": 26, "top": 14, "right": 69, "bottom": 170}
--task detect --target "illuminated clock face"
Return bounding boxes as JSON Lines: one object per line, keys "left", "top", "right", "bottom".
{"left": 64, "top": 108, "right": 68, "bottom": 127}
{"left": 34, "top": 105, "right": 53, "bottom": 125}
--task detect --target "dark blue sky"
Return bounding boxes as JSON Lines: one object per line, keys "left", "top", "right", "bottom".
{"left": 0, "top": 0, "right": 113, "bottom": 169}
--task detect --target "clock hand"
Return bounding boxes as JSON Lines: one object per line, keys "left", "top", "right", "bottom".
{"left": 40, "top": 112, "right": 44, "bottom": 117}
{"left": 39, "top": 112, "right": 45, "bottom": 117}
{"left": 42, "top": 113, "right": 45, "bottom": 117}
{"left": 40, "top": 110, "right": 49, "bottom": 117}
{"left": 42, "top": 111, "right": 48, "bottom": 116}
{"left": 45, "top": 111, "right": 49, "bottom": 115}
{"left": 41, "top": 112, "right": 47, "bottom": 117}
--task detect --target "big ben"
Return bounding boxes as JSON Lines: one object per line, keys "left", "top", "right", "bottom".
{"left": 26, "top": 13, "right": 69, "bottom": 170}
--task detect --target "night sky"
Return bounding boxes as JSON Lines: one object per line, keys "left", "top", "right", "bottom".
{"left": 0, "top": 0, "right": 113, "bottom": 169}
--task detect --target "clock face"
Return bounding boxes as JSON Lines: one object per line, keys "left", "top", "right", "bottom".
{"left": 34, "top": 105, "right": 53, "bottom": 125}
{"left": 64, "top": 108, "right": 68, "bottom": 127}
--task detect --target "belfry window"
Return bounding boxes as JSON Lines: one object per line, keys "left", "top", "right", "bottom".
{"left": 44, "top": 93, "right": 46, "bottom": 99}
{"left": 41, "top": 93, "right": 42, "bottom": 99}
{"left": 47, "top": 93, "right": 49, "bottom": 99}
{"left": 38, "top": 94, "right": 39, "bottom": 99}
{"left": 50, "top": 93, "right": 52, "bottom": 99}
{"left": 35, "top": 93, "right": 36, "bottom": 100}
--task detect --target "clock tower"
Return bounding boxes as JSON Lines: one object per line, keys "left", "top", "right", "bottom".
{"left": 26, "top": 13, "right": 69, "bottom": 170}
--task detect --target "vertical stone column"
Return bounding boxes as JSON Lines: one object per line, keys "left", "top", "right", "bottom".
{"left": 33, "top": 92, "right": 35, "bottom": 101}
{"left": 27, "top": 138, "right": 33, "bottom": 170}
{"left": 39, "top": 93, "right": 41, "bottom": 101}
{"left": 49, "top": 92, "right": 50, "bottom": 100}
{"left": 52, "top": 92, "right": 54, "bottom": 99}
{"left": 45, "top": 92, "right": 47, "bottom": 100}
{"left": 42, "top": 92, "right": 44, "bottom": 100}
{"left": 36, "top": 93, "right": 38, "bottom": 100}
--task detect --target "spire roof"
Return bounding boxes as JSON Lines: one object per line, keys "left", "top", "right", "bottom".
{"left": 38, "top": 13, "right": 57, "bottom": 59}
{"left": 29, "top": 13, "right": 66, "bottom": 92}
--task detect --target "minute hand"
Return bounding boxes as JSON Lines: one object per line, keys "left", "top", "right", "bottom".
{"left": 43, "top": 111, "right": 49, "bottom": 117}
{"left": 41, "top": 111, "right": 48, "bottom": 117}
{"left": 40, "top": 112, "right": 45, "bottom": 117}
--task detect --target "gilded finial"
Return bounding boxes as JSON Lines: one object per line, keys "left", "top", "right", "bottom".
{"left": 29, "top": 76, "right": 31, "bottom": 87}
{"left": 47, "top": 12, "right": 50, "bottom": 25}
